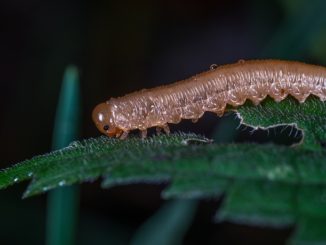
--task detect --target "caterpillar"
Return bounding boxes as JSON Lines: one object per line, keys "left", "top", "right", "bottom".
{"left": 92, "top": 60, "right": 326, "bottom": 139}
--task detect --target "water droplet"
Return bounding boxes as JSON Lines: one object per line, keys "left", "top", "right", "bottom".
{"left": 14, "top": 177, "right": 19, "bottom": 182}
{"left": 59, "top": 180, "right": 66, "bottom": 186}
{"left": 238, "top": 59, "right": 245, "bottom": 64}
{"left": 28, "top": 172, "right": 33, "bottom": 177}
{"left": 42, "top": 186, "right": 49, "bottom": 191}
{"left": 210, "top": 64, "right": 218, "bottom": 70}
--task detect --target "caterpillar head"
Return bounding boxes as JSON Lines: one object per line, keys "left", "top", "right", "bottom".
{"left": 92, "top": 102, "right": 123, "bottom": 137}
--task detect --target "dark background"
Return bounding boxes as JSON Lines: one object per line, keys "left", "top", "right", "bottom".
{"left": 0, "top": 0, "right": 325, "bottom": 244}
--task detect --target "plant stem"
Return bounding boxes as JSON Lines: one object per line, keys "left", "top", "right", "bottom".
{"left": 131, "top": 199, "right": 198, "bottom": 245}
{"left": 46, "top": 66, "right": 81, "bottom": 245}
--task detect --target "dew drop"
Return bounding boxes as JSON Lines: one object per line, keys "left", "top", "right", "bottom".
{"left": 14, "top": 177, "right": 19, "bottom": 182}
{"left": 59, "top": 180, "right": 66, "bottom": 186}
{"left": 42, "top": 186, "right": 49, "bottom": 191}
{"left": 210, "top": 64, "right": 218, "bottom": 70}
{"left": 28, "top": 172, "right": 33, "bottom": 177}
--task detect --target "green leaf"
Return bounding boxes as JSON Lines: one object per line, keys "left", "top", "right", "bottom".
{"left": 237, "top": 95, "right": 326, "bottom": 150}
{"left": 216, "top": 180, "right": 296, "bottom": 227}
{"left": 0, "top": 96, "right": 326, "bottom": 244}
{"left": 0, "top": 133, "right": 211, "bottom": 197}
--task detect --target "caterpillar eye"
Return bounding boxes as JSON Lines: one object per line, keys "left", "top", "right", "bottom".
{"left": 103, "top": 125, "right": 110, "bottom": 131}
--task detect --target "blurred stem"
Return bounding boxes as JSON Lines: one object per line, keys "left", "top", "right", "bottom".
{"left": 131, "top": 199, "right": 198, "bottom": 245}
{"left": 46, "top": 66, "right": 81, "bottom": 245}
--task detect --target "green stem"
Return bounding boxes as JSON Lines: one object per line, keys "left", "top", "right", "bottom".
{"left": 46, "top": 66, "right": 81, "bottom": 245}
{"left": 131, "top": 199, "right": 198, "bottom": 245}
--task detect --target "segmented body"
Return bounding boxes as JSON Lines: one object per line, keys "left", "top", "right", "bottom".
{"left": 92, "top": 60, "right": 326, "bottom": 138}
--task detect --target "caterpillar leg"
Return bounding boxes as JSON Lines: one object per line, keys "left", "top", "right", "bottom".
{"left": 119, "top": 131, "right": 129, "bottom": 140}
{"left": 162, "top": 124, "right": 170, "bottom": 135}
{"left": 191, "top": 118, "right": 198, "bottom": 123}
{"left": 115, "top": 130, "right": 123, "bottom": 138}
{"left": 156, "top": 127, "right": 162, "bottom": 135}
{"left": 140, "top": 129, "right": 147, "bottom": 139}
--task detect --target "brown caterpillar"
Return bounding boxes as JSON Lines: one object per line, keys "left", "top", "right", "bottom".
{"left": 92, "top": 60, "right": 326, "bottom": 139}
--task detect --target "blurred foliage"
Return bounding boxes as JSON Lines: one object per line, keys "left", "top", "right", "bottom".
{"left": 0, "top": 96, "right": 325, "bottom": 244}
{"left": 262, "top": 0, "right": 326, "bottom": 61}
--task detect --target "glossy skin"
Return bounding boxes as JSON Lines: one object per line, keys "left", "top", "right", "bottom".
{"left": 92, "top": 60, "right": 326, "bottom": 138}
{"left": 92, "top": 102, "right": 123, "bottom": 137}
